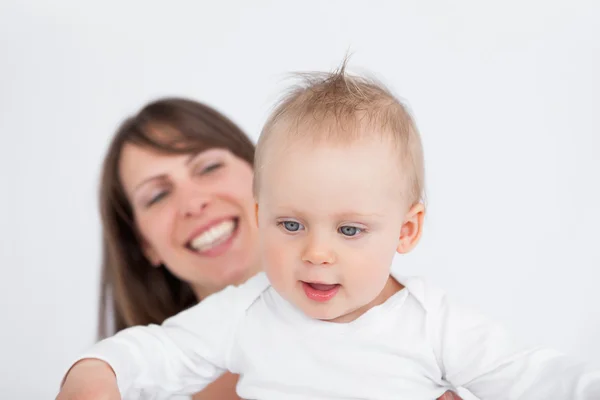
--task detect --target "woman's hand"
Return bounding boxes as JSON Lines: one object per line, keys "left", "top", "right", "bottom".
{"left": 56, "top": 359, "right": 120, "bottom": 400}
{"left": 438, "top": 391, "right": 463, "bottom": 400}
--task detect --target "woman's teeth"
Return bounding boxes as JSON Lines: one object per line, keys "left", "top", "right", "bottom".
{"left": 189, "top": 220, "right": 236, "bottom": 252}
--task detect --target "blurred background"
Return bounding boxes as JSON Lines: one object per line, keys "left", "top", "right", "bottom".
{"left": 0, "top": 1, "right": 599, "bottom": 398}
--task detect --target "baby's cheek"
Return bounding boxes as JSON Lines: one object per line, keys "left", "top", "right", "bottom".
{"left": 352, "top": 256, "right": 390, "bottom": 297}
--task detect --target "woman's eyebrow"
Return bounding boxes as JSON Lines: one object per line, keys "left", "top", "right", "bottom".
{"left": 133, "top": 174, "right": 167, "bottom": 195}
{"left": 134, "top": 154, "right": 198, "bottom": 194}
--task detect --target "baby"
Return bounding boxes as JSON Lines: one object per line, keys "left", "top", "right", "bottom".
{"left": 58, "top": 63, "right": 600, "bottom": 400}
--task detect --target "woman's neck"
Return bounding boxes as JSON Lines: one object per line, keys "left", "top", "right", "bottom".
{"left": 192, "top": 262, "right": 263, "bottom": 302}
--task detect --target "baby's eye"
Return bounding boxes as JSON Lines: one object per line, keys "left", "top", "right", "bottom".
{"left": 339, "top": 226, "right": 362, "bottom": 237}
{"left": 281, "top": 221, "right": 303, "bottom": 232}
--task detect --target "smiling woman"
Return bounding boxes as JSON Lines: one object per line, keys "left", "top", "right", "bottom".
{"left": 98, "top": 97, "right": 260, "bottom": 399}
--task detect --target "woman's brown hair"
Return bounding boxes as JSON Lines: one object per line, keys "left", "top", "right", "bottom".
{"left": 98, "top": 98, "right": 255, "bottom": 338}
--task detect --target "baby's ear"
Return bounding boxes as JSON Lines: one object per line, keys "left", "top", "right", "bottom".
{"left": 396, "top": 203, "right": 425, "bottom": 254}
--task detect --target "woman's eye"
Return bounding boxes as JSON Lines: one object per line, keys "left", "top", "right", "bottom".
{"left": 339, "top": 226, "right": 362, "bottom": 237}
{"left": 281, "top": 221, "right": 303, "bottom": 232}
{"left": 147, "top": 191, "right": 168, "bottom": 207}
{"left": 198, "top": 162, "right": 223, "bottom": 175}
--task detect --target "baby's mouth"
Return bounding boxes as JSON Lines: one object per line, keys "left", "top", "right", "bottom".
{"left": 305, "top": 282, "right": 339, "bottom": 291}
{"left": 301, "top": 281, "right": 341, "bottom": 302}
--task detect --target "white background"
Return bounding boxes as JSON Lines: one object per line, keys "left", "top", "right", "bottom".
{"left": 1, "top": 1, "right": 599, "bottom": 398}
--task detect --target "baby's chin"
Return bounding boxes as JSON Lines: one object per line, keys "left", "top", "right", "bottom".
{"left": 297, "top": 302, "right": 354, "bottom": 323}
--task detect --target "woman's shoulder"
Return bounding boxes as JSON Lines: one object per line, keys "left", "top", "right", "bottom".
{"left": 235, "top": 271, "right": 271, "bottom": 293}
{"left": 162, "top": 272, "right": 271, "bottom": 334}
{"left": 200, "top": 272, "right": 271, "bottom": 312}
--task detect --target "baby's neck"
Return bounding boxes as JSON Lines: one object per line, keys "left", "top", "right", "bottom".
{"left": 329, "top": 275, "right": 404, "bottom": 323}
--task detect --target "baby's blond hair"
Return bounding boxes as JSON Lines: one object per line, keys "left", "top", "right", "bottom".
{"left": 254, "top": 60, "right": 425, "bottom": 207}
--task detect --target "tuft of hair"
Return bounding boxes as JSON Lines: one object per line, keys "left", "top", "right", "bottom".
{"left": 254, "top": 58, "right": 425, "bottom": 207}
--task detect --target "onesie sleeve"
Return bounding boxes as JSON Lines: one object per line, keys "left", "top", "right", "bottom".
{"left": 429, "top": 286, "right": 600, "bottom": 399}
{"left": 66, "top": 272, "right": 270, "bottom": 399}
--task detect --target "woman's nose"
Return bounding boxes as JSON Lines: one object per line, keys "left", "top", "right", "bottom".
{"left": 177, "top": 190, "right": 211, "bottom": 218}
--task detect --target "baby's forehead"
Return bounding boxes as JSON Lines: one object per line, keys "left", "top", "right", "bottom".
{"left": 253, "top": 112, "right": 422, "bottom": 205}
{"left": 263, "top": 125, "right": 404, "bottom": 169}
{"left": 258, "top": 172, "right": 408, "bottom": 221}
{"left": 260, "top": 137, "right": 408, "bottom": 201}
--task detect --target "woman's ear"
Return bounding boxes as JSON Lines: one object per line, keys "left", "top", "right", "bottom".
{"left": 397, "top": 203, "right": 425, "bottom": 254}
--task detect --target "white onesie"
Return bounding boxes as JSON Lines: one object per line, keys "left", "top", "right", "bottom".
{"left": 76, "top": 271, "right": 600, "bottom": 400}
